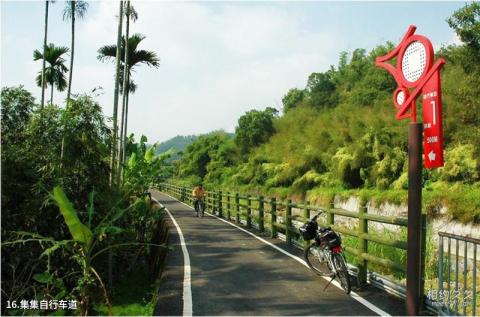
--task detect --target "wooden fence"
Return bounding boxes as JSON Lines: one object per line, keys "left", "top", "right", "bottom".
{"left": 160, "top": 182, "right": 427, "bottom": 290}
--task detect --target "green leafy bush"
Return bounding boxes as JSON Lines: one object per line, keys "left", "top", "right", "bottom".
{"left": 438, "top": 144, "right": 479, "bottom": 183}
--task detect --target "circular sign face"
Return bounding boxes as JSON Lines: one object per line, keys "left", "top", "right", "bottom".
{"left": 393, "top": 87, "right": 409, "bottom": 109}
{"left": 396, "top": 90, "right": 406, "bottom": 105}
{"left": 401, "top": 41, "right": 427, "bottom": 83}
{"left": 396, "top": 35, "right": 434, "bottom": 88}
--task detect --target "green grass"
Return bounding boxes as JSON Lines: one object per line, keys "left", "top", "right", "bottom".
{"left": 423, "top": 182, "right": 480, "bottom": 223}
{"left": 93, "top": 264, "right": 159, "bottom": 316}
{"left": 340, "top": 227, "right": 408, "bottom": 281}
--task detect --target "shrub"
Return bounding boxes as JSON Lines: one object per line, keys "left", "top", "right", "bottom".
{"left": 438, "top": 144, "right": 479, "bottom": 183}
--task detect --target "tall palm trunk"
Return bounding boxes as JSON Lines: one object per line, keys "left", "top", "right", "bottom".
{"left": 122, "top": 82, "right": 130, "bottom": 180}
{"left": 50, "top": 84, "right": 54, "bottom": 105}
{"left": 108, "top": 0, "right": 124, "bottom": 291}
{"left": 109, "top": 0, "right": 124, "bottom": 189}
{"left": 67, "top": 1, "right": 75, "bottom": 101}
{"left": 118, "top": 0, "right": 130, "bottom": 185}
{"left": 41, "top": 0, "right": 49, "bottom": 109}
{"left": 61, "top": 1, "right": 76, "bottom": 167}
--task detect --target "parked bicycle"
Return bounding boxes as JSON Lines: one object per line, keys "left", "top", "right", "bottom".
{"left": 194, "top": 197, "right": 205, "bottom": 218}
{"left": 299, "top": 209, "right": 351, "bottom": 294}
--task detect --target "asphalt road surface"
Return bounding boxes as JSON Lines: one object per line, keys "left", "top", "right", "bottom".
{"left": 152, "top": 190, "right": 406, "bottom": 316}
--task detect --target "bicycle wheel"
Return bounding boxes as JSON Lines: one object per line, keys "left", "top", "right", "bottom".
{"left": 199, "top": 203, "right": 204, "bottom": 218}
{"left": 194, "top": 201, "right": 199, "bottom": 217}
{"left": 304, "top": 244, "right": 332, "bottom": 276}
{"left": 333, "top": 253, "right": 351, "bottom": 294}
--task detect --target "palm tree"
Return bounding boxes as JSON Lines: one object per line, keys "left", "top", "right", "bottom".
{"left": 98, "top": 34, "right": 159, "bottom": 93}
{"left": 108, "top": 0, "right": 124, "bottom": 190}
{"left": 59, "top": 1, "right": 87, "bottom": 166}
{"left": 40, "top": 0, "right": 54, "bottom": 109}
{"left": 63, "top": 0, "right": 89, "bottom": 101}
{"left": 118, "top": 1, "right": 137, "bottom": 181}
{"left": 34, "top": 43, "right": 69, "bottom": 105}
{"left": 97, "top": 33, "right": 159, "bottom": 180}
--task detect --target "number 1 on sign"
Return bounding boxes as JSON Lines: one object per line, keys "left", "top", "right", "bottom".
{"left": 431, "top": 100, "right": 436, "bottom": 125}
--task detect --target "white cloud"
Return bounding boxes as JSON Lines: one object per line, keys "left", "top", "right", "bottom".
{"left": 433, "top": 32, "right": 463, "bottom": 52}
{"left": 2, "top": 1, "right": 341, "bottom": 143}
{"left": 116, "top": 2, "right": 340, "bottom": 141}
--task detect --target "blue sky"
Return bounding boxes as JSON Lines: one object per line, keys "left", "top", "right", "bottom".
{"left": 1, "top": 1, "right": 465, "bottom": 143}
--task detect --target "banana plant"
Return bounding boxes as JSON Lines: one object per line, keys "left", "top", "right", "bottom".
{"left": 2, "top": 186, "right": 166, "bottom": 316}
{"left": 124, "top": 134, "right": 171, "bottom": 198}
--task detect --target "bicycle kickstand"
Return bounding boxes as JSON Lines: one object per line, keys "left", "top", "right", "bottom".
{"left": 323, "top": 274, "right": 336, "bottom": 292}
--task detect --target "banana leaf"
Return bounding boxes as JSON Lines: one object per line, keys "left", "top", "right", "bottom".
{"left": 52, "top": 186, "right": 93, "bottom": 246}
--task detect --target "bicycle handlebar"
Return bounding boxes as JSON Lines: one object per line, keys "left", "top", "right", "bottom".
{"left": 310, "top": 209, "right": 325, "bottom": 222}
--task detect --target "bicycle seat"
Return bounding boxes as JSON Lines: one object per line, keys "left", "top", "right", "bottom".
{"left": 319, "top": 226, "right": 331, "bottom": 232}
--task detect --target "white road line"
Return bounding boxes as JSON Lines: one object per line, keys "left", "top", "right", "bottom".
{"left": 160, "top": 193, "right": 391, "bottom": 317}
{"left": 152, "top": 197, "right": 193, "bottom": 316}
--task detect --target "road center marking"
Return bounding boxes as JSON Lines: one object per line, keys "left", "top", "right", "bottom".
{"left": 152, "top": 197, "right": 192, "bottom": 316}
{"left": 160, "top": 193, "right": 391, "bottom": 317}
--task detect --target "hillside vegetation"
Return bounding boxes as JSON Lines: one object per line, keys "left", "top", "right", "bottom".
{"left": 173, "top": 3, "right": 480, "bottom": 223}
{"left": 156, "top": 135, "right": 198, "bottom": 154}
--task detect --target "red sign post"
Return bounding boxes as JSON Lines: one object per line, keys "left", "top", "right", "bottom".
{"left": 376, "top": 25, "right": 445, "bottom": 315}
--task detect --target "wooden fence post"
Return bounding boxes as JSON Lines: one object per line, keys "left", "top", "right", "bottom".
{"left": 227, "top": 192, "right": 231, "bottom": 220}
{"left": 420, "top": 213, "right": 427, "bottom": 310}
{"left": 218, "top": 191, "right": 223, "bottom": 217}
{"left": 327, "top": 200, "right": 335, "bottom": 226}
{"left": 204, "top": 191, "right": 208, "bottom": 211}
{"left": 286, "top": 199, "right": 292, "bottom": 245}
{"left": 247, "top": 195, "right": 252, "bottom": 228}
{"left": 188, "top": 186, "right": 192, "bottom": 205}
{"left": 207, "top": 191, "right": 211, "bottom": 213}
{"left": 235, "top": 193, "right": 240, "bottom": 224}
{"left": 271, "top": 197, "right": 277, "bottom": 238}
{"left": 259, "top": 196, "right": 264, "bottom": 233}
{"left": 358, "top": 201, "right": 368, "bottom": 286}
{"left": 207, "top": 191, "right": 212, "bottom": 213}
{"left": 303, "top": 201, "right": 310, "bottom": 250}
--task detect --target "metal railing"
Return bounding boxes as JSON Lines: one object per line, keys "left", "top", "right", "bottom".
{"left": 436, "top": 232, "right": 479, "bottom": 316}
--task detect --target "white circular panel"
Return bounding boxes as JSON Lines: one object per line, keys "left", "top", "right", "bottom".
{"left": 396, "top": 90, "right": 405, "bottom": 105}
{"left": 401, "top": 41, "right": 427, "bottom": 83}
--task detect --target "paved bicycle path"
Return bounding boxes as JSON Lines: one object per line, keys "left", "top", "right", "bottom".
{"left": 152, "top": 191, "right": 406, "bottom": 316}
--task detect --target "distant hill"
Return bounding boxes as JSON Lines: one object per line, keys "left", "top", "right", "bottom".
{"left": 156, "top": 132, "right": 235, "bottom": 162}
{"left": 156, "top": 135, "right": 198, "bottom": 157}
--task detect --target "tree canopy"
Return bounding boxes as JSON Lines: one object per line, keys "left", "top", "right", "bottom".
{"left": 234, "top": 107, "right": 278, "bottom": 154}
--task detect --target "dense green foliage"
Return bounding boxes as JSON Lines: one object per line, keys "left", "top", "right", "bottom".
{"left": 124, "top": 135, "right": 173, "bottom": 197}
{"left": 1, "top": 86, "right": 169, "bottom": 315}
{"left": 2, "top": 2, "right": 164, "bottom": 315}
{"left": 174, "top": 4, "right": 480, "bottom": 223}
{"left": 177, "top": 131, "right": 236, "bottom": 185}
{"left": 94, "top": 265, "right": 159, "bottom": 316}
{"left": 234, "top": 107, "right": 278, "bottom": 154}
